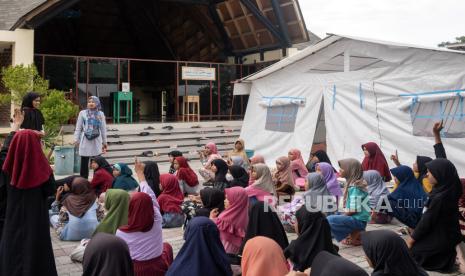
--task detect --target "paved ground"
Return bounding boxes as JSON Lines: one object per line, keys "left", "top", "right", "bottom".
{"left": 52, "top": 209, "right": 465, "bottom": 276}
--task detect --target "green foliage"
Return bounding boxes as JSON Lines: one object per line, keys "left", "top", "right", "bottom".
{"left": 0, "top": 64, "right": 49, "bottom": 105}
{"left": 41, "top": 89, "right": 79, "bottom": 135}
{"left": 438, "top": 36, "right": 465, "bottom": 47}
{"left": 1, "top": 64, "right": 79, "bottom": 149}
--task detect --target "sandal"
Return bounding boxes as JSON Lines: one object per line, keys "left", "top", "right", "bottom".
{"left": 139, "top": 132, "right": 150, "bottom": 136}
{"left": 144, "top": 126, "right": 155, "bottom": 130}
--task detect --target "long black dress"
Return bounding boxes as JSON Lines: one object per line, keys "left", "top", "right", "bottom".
{"left": 411, "top": 158, "right": 462, "bottom": 272}
{"left": 0, "top": 131, "right": 15, "bottom": 242}
{"left": 0, "top": 176, "right": 57, "bottom": 276}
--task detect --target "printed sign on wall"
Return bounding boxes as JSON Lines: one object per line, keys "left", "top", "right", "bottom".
{"left": 181, "top": 67, "right": 216, "bottom": 81}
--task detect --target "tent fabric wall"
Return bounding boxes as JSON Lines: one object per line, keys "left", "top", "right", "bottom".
{"left": 238, "top": 35, "right": 465, "bottom": 175}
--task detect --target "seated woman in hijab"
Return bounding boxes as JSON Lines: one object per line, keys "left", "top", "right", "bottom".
{"left": 167, "top": 150, "right": 182, "bottom": 175}
{"left": 227, "top": 139, "right": 250, "bottom": 170}
{"left": 210, "top": 159, "right": 230, "bottom": 191}
{"left": 387, "top": 165, "right": 427, "bottom": 231}
{"left": 174, "top": 156, "right": 199, "bottom": 195}
{"left": 288, "top": 149, "right": 309, "bottom": 184}
{"left": 361, "top": 142, "right": 392, "bottom": 182}
{"left": 229, "top": 165, "right": 249, "bottom": 188}
{"left": 198, "top": 142, "right": 222, "bottom": 183}
{"left": 116, "top": 192, "right": 173, "bottom": 276}
{"left": 316, "top": 162, "right": 342, "bottom": 202}
{"left": 20, "top": 92, "right": 45, "bottom": 133}
{"left": 285, "top": 206, "right": 338, "bottom": 273}
{"left": 362, "top": 230, "right": 427, "bottom": 276}
{"left": 83, "top": 233, "right": 134, "bottom": 276}
{"left": 273, "top": 156, "right": 297, "bottom": 200}
{"left": 143, "top": 161, "right": 161, "bottom": 197}
{"left": 278, "top": 172, "right": 336, "bottom": 233}
{"left": 241, "top": 236, "right": 289, "bottom": 276}
{"left": 248, "top": 154, "right": 265, "bottom": 185}
{"left": 407, "top": 159, "right": 462, "bottom": 273}
{"left": 50, "top": 177, "right": 104, "bottom": 241}
{"left": 166, "top": 217, "right": 232, "bottom": 276}
{"left": 158, "top": 174, "right": 184, "bottom": 228}
{"left": 240, "top": 201, "right": 289, "bottom": 253}
{"left": 210, "top": 186, "right": 249, "bottom": 255}
{"left": 310, "top": 251, "right": 368, "bottom": 276}
{"left": 182, "top": 187, "right": 225, "bottom": 229}
{"left": 90, "top": 156, "right": 113, "bottom": 196}
{"left": 306, "top": 150, "right": 335, "bottom": 173}
{"left": 363, "top": 170, "right": 391, "bottom": 224}
{"left": 327, "top": 159, "right": 370, "bottom": 246}
{"left": 112, "top": 163, "right": 139, "bottom": 191}
{"left": 94, "top": 189, "right": 130, "bottom": 234}
{"left": 245, "top": 164, "right": 275, "bottom": 204}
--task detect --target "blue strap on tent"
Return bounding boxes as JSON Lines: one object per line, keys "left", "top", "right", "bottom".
{"left": 399, "top": 88, "right": 465, "bottom": 97}
{"left": 409, "top": 96, "right": 418, "bottom": 115}
{"left": 458, "top": 92, "right": 464, "bottom": 121}
{"left": 332, "top": 85, "right": 337, "bottom": 110}
{"left": 358, "top": 83, "right": 364, "bottom": 109}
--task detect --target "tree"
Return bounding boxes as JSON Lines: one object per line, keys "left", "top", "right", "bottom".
{"left": 438, "top": 36, "right": 465, "bottom": 47}
{"left": 0, "top": 64, "right": 78, "bottom": 150}
{"left": 0, "top": 64, "right": 48, "bottom": 105}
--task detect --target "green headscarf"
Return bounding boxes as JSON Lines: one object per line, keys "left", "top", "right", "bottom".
{"left": 94, "top": 189, "right": 130, "bottom": 235}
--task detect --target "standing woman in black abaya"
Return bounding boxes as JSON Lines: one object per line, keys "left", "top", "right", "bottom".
{"left": 0, "top": 129, "right": 57, "bottom": 276}
{"left": 20, "top": 92, "right": 45, "bottom": 133}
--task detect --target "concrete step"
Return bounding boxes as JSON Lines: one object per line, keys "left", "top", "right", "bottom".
{"left": 107, "top": 150, "right": 230, "bottom": 165}
{"left": 106, "top": 137, "right": 238, "bottom": 152}
{"left": 106, "top": 130, "right": 240, "bottom": 144}
{"left": 103, "top": 144, "right": 233, "bottom": 159}
{"left": 106, "top": 126, "right": 241, "bottom": 136}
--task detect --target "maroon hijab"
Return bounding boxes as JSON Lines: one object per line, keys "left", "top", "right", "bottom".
{"left": 2, "top": 129, "right": 52, "bottom": 189}
{"left": 176, "top": 157, "right": 199, "bottom": 187}
{"left": 361, "top": 142, "right": 392, "bottom": 182}
{"left": 157, "top": 174, "right": 184, "bottom": 213}
{"left": 119, "top": 192, "right": 154, "bottom": 233}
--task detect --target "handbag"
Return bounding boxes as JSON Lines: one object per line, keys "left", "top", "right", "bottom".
{"left": 84, "top": 113, "right": 101, "bottom": 140}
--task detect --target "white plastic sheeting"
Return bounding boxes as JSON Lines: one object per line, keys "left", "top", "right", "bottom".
{"left": 237, "top": 35, "right": 465, "bottom": 175}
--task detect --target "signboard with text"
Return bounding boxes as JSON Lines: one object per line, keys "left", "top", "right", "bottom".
{"left": 181, "top": 66, "right": 216, "bottom": 81}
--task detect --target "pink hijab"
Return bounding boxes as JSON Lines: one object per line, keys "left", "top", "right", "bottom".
{"left": 216, "top": 187, "right": 249, "bottom": 250}
{"left": 205, "top": 142, "right": 222, "bottom": 166}
{"left": 289, "top": 149, "right": 308, "bottom": 181}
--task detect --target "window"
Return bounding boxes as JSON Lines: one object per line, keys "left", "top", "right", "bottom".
{"left": 262, "top": 97, "right": 305, "bottom": 132}
{"left": 402, "top": 92, "right": 465, "bottom": 137}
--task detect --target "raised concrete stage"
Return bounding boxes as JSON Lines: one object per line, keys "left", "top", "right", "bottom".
{"left": 102, "top": 121, "right": 243, "bottom": 165}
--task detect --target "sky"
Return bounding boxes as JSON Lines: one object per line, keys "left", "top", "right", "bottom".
{"left": 299, "top": 0, "right": 464, "bottom": 47}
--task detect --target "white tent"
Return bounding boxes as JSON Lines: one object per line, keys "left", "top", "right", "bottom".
{"left": 234, "top": 34, "right": 465, "bottom": 175}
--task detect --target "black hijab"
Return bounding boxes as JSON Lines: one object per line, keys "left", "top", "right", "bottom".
{"left": 229, "top": 165, "right": 249, "bottom": 188}
{"left": 211, "top": 159, "right": 229, "bottom": 183}
{"left": 92, "top": 156, "right": 113, "bottom": 175}
{"left": 143, "top": 161, "right": 161, "bottom": 196}
{"left": 240, "top": 201, "right": 289, "bottom": 253}
{"left": 307, "top": 150, "right": 336, "bottom": 172}
{"left": 195, "top": 187, "right": 225, "bottom": 217}
{"left": 284, "top": 207, "right": 338, "bottom": 272}
{"left": 361, "top": 230, "right": 427, "bottom": 276}
{"left": 426, "top": 158, "right": 462, "bottom": 204}
{"left": 416, "top": 155, "right": 432, "bottom": 181}
{"left": 311, "top": 251, "right": 368, "bottom": 276}
{"left": 83, "top": 233, "right": 134, "bottom": 276}
{"left": 20, "top": 92, "right": 45, "bottom": 131}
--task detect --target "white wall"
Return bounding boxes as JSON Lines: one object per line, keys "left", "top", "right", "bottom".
{"left": 0, "top": 29, "right": 34, "bottom": 66}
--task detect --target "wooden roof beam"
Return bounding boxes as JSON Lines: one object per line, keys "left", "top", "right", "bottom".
{"left": 270, "top": 0, "right": 291, "bottom": 46}
{"left": 208, "top": 3, "right": 234, "bottom": 54}
{"left": 239, "top": 0, "right": 287, "bottom": 47}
